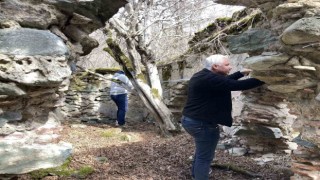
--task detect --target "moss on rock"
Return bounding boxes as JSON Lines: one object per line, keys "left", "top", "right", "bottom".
{"left": 29, "top": 158, "right": 73, "bottom": 179}
{"left": 29, "top": 158, "right": 94, "bottom": 179}
{"left": 188, "top": 23, "right": 218, "bottom": 46}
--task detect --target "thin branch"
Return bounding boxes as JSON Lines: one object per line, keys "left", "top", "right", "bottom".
{"left": 211, "top": 163, "right": 263, "bottom": 178}
{"left": 302, "top": 42, "right": 320, "bottom": 49}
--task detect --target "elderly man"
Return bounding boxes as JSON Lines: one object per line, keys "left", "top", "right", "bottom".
{"left": 182, "top": 54, "right": 264, "bottom": 180}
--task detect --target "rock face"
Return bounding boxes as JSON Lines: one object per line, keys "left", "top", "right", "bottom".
{"left": 227, "top": 29, "right": 278, "bottom": 55}
{"left": 0, "top": 0, "right": 127, "bottom": 57}
{"left": 0, "top": 0, "right": 126, "bottom": 175}
{"left": 0, "top": 28, "right": 68, "bottom": 56}
{"left": 0, "top": 33, "right": 72, "bottom": 174}
{"left": 159, "top": 1, "right": 320, "bottom": 179}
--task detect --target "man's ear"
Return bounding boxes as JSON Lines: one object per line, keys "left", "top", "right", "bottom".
{"left": 211, "top": 64, "right": 217, "bottom": 71}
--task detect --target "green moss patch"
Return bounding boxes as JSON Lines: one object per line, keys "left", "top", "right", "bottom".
{"left": 29, "top": 158, "right": 94, "bottom": 179}
{"left": 101, "top": 128, "right": 122, "bottom": 138}
{"left": 151, "top": 88, "right": 160, "bottom": 99}
{"left": 136, "top": 73, "right": 147, "bottom": 83}
{"left": 77, "top": 166, "right": 95, "bottom": 178}
{"left": 120, "top": 134, "right": 131, "bottom": 142}
{"left": 69, "top": 70, "right": 104, "bottom": 91}
{"left": 188, "top": 23, "right": 218, "bottom": 46}
{"left": 94, "top": 67, "right": 121, "bottom": 75}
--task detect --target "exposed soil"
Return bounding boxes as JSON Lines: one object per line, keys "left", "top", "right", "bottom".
{"left": 17, "top": 121, "right": 292, "bottom": 180}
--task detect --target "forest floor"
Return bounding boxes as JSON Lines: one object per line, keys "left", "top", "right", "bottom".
{"left": 18, "top": 121, "right": 292, "bottom": 180}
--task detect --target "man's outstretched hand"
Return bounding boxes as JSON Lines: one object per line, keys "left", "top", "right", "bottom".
{"left": 240, "top": 68, "right": 252, "bottom": 76}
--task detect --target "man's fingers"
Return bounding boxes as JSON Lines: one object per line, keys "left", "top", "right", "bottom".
{"left": 240, "top": 68, "right": 252, "bottom": 75}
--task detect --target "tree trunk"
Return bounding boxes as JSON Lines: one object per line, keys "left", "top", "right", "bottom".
{"left": 103, "top": 1, "right": 182, "bottom": 136}
{"left": 145, "top": 62, "right": 163, "bottom": 99}
{"left": 104, "top": 23, "right": 179, "bottom": 136}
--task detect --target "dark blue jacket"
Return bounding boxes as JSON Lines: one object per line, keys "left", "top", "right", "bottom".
{"left": 182, "top": 68, "right": 264, "bottom": 127}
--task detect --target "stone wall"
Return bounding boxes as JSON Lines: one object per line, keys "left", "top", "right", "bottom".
{"left": 62, "top": 71, "right": 149, "bottom": 124}
{"left": 159, "top": 1, "right": 320, "bottom": 179}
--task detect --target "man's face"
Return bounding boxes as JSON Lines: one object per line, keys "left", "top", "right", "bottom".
{"left": 211, "top": 58, "right": 232, "bottom": 75}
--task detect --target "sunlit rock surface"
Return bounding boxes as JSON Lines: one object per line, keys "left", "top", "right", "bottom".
{"left": 0, "top": 28, "right": 68, "bottom": 56}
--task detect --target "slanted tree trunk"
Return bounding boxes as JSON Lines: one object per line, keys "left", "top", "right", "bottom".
{"left": 105, "top": 11, "right": 180, "bottom": 136}
{"left": 105, "top": 34, "right": 178, "bottom": 135}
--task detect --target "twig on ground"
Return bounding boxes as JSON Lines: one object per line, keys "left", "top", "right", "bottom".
{"left": 211, "top": 163, "right": 262, "bottom": 178}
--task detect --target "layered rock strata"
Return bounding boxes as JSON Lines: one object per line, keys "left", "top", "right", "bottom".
{"left": 0, "top": 28, "right": 72, "bottom": 174}
{"left": 0, "top": 0, "right": 127, "bottom": 174}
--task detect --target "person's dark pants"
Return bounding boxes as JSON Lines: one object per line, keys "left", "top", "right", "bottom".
{"left": 182, "top": 116, "right": 220, "bottom": 180}
{"left": 110, "top": 94, "right": 128, "bottom": 126}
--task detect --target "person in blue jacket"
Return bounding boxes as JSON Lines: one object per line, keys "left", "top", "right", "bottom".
{"left": 182, "top": 54, "right": 264, "bottom": 180}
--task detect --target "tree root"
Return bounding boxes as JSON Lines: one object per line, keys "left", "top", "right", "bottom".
{"left": 211, "top": 163, "right": 262, "bottom": 178}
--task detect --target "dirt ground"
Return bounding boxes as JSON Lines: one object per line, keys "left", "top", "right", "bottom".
{"left": 17, "top": 121, "right": 292, "bottom": 180}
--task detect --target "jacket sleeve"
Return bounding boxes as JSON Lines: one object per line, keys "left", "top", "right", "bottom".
{"left": 209, "top": 75, "right": 265, "bottom": 91}
{"left": 227, "top": 71, "right": 244, "bottom": 80}
{"left": 118, "top": 74, "right": 134, "bottom": 91}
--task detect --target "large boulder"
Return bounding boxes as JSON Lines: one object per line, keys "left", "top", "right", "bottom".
{"left": 227, "top": 29, "right": 279, "bottom": 55}
{"left": 0, "top": 0, "right": 128, "bottom": 57}
{"left": 281, "top": 17, "right": 320, "bottom": 45}
{"left": 0, "top": 0, "right": 63, "bottom": 29}
{"left": 0, "top": 117, "right": 72, "bottom": 174}
{"left": 0, "top": 28, "right": 68, "bottom": 56}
